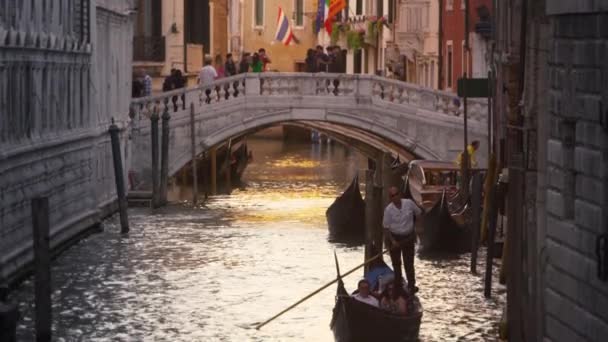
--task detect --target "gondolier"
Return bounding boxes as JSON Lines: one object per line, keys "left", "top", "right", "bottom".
{"left": 383, "top": 186, "right": 422, "bottom": 292}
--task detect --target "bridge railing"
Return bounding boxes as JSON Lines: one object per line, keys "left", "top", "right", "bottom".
{"left": 129, "top": 73, "right": 487, "bottom": 123}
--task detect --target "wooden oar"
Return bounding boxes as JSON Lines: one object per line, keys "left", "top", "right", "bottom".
{"left": 254, "top": 247, "right": 392, "bottom": 330}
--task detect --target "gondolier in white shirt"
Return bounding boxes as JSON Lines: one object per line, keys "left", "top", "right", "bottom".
{"left": 383, "top": 186, "right": 423, "bottom": 293}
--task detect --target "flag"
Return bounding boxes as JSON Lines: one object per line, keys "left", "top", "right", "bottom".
{"left": 324, "top": 0, "right": 346, "bottom": 34}
{"left": 315, "top": 0, "right": 325, "bottom": 34}
{"left": 274, "top": 6, "right": 294, "bottom": 45}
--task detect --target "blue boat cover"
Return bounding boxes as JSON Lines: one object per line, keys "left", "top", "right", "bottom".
{"left": 365, "top": 264, "right": 394, "bottom": 291}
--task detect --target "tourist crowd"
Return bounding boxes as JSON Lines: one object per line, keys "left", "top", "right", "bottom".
{"left": 132, "top": 45, "right": 349, "bottom": 99}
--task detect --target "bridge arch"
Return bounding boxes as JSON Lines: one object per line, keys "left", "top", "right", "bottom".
{"left": 128, "top": 73, "right": 488, "bottom": 188}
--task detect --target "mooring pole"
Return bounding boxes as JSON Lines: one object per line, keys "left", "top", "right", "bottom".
{"left": 109, "top": 119, "right": 129, "bottom": 233}
{"left": 225, "top": 139, "right": 232, "bottom": 194}
{"left": 210, "top": 146, "right": 217, "bottom": 196}
{"left": 484, "top": 184, "right": 499, "bottom": 298}
{"left": 462, "top": 0, "right": 470, "bottom": 201}
{"left": 31, "top": 197, "right": 51, "bottom": 342}
{"left": 470, "top": 172, "right": 483, "bottom": 274}
{"left": 0, "top": 284, "right": 18, "bottom": 342}
{"left": 151, "top": 109, "right": 160, "bottom": 208}
{"left": 159, "top": 108, "right": 171, "bottom": 205}
{"left": 190, "top": 103, "right": 198, "bottom": 204}
{"left": 364, "top": 169, "right": 376, "bottom": 274}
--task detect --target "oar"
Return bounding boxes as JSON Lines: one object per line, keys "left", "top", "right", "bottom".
{"left": 254, "top": 247, "right": 392, "bottom": 330}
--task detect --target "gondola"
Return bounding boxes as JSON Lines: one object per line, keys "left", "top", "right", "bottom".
{"left": 418, "top": 189, "right": 472, "bottom": 255}
{"left": 405, "top": 160, "right": 481, "bottom": 254}
{"left": 330, "top": 259, "right": 423, "bottom": 342}
{"left": 326, "top": 175, "right": 365, "bottom": 243}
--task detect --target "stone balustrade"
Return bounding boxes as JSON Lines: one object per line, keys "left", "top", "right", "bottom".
{"left": 130, "top": 72, "right": 488, "bottom": 124}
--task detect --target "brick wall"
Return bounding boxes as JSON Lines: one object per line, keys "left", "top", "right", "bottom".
{"left": 544, "top": 11, "right": 608, "bottom": 342}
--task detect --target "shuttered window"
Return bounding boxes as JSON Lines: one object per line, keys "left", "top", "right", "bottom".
{"left": 255, "top": 0, "right": 264, "bottom": 27}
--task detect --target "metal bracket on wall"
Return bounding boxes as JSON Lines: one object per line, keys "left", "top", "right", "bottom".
{"left": 598, "top": 233, "right": 608, "bottom": 281}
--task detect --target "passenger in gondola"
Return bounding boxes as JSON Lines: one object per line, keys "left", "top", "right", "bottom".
{"left": 352, "top": 279, "right": 379, "bottom": 307}
{"left": 380, "top": 280, "right": 408, "bottom": 315}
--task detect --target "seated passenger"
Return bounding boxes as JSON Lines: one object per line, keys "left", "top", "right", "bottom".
{"left": 380, "top": 280, "right": 407, "bottom": 315}
{"left": 352, "top": 279, "right": 379, "bottom": 307}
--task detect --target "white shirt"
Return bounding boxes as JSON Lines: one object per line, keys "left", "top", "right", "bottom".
{"left": 383, "top": 199, "right": 422, "bottom": 236}
{"left": 198, "top": 65, "right": 217, "bottom": 86}
{"left": 352, "top": 293, "right": 379, "bottom": 307}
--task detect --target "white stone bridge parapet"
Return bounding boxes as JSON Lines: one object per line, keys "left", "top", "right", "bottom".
{"left": 128, "top": 73, "right": 489, "bottom": 189}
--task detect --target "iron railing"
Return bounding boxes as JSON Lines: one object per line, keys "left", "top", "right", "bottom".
{"left": 133, "top": 36, "right": 165, "bottom": 62}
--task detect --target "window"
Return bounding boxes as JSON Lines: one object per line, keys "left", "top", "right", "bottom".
{"left": 462, "top": 40, "right": 468, "bottom": 77}
{"left": 254, "top": 0, "right": 264, "bottom": 27}
{"left": 446, "top": 42, "right": 453, "bottom": 88}
{"left": 356, "top": 0, "right": 363, "bottom": 15}
{"left": 446, "top": 0, "right": 453, "bottom": 11}
{"left": 295, "top": 0, "right": 304, "bottom": 27}
{"left": 431, "top": 61, "right": 435, "bottom": 88}
{"left": 388, "top": 0, "right": 394, "bottom": 24}
{"left": 377, "top": 0, "right": 384, "bottom": 18}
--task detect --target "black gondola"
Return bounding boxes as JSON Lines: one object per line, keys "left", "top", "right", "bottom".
{"left": 330, "top": 259, "right": 423, "bottom": 342}
{"left": 418, "top": 189, "right": 472, "bottom": 255}
{"left": 326, "top": 175, "right": 365, "bottom": 243}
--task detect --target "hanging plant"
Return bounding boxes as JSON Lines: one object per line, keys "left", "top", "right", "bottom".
{"left": 331, "top": 22, "right": 341, "bottom": 45}
{"left": 346, "top": 30, "right": 363, "bottom": 51}
{"left": 366, "top": 21, "right": 377, "bottom": 41}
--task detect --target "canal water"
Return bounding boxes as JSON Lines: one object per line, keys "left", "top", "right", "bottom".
{"left": 13, "top": 130, "right": 505, "bottom": 341}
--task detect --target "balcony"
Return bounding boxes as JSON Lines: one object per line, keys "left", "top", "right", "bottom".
{"left": 133, "top": 36, "right": 165, "bottom": 62}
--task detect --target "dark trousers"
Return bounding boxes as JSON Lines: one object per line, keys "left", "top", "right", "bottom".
{"left": 389, "top": 233, "right": 416, "bottom": 288}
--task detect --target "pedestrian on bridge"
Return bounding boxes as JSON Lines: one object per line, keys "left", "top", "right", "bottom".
{"left": 383, "top": 186, "right": 423, "bottom": 293}
{"left": 198, "top": 57, "right": 218, "bottom": 104}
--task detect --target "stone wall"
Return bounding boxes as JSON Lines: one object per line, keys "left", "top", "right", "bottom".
{"left": 544, "top": 9, "right": 608, "bottom": 342}
{"left": 0, "top": 0, "right": 134, "bottom": 284}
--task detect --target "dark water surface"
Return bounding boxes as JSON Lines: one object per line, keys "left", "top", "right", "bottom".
{"left": 13, "top": 133, "right": 505, "bottom": 341}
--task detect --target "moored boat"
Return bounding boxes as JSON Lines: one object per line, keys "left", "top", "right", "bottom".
{"left": 326, "top": 175, "right": 365, "bottom": 243}
{"left": 330, "top": 262, "right": 423, "bottom": 342}
{"left": 405, "top": 160, "right": 482, "bottom": 254}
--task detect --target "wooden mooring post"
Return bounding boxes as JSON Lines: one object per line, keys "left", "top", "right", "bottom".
{"left": 31, "top": 198, "right": 52, "bottom": 342}
{"left": 150, "top": 109, "right": 160, "bottom": 208}
{"left": 159, "top": 108, "right": 171, "bottom": 205}
{"left": 225, "top": 139, "right": 232, "bottom": 194}
{"left": 189, "top": 103, "right": 198, "bottom": 204}
{"left": 484, "top": 183, "right": 499, "bottom": 298}
{"left": 109, "top": 119, "right": 129, "bottom": 233}
{"left": 470, "top": 172, "right": 483, "bottom": 274}
{"left": 210, "top": 146, "right": 217, "bottom": 196}
{"left": 364, "top": 169, "right": 383, "bottom": 274}
{"left": 0, "top": 285, "right": 19, "bottom": 342}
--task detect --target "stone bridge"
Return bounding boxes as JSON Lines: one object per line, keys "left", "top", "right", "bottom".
{"left": 128, "top": 73, "right": 489, "bottom": 187}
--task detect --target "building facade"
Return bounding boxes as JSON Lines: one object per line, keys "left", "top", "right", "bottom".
{"left": 394, "top": 0, "right": 440, "bottom": 88}
{"left": 493, "top": 0, "right": 608, "bottom": 341}
{"left": 440, "top": 0, "right": 492, "bottom": 91}
{"left": 133, "top": 0, "right": 229, "bottom": 90}
{"left": 239, "top": 0, "right": 319, "bottom": 72}
{"left": 0, "top": 0, "right": 134, "bottom": 284}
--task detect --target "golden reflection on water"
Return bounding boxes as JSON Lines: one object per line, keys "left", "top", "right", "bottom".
{"left": 13, "top": 129, "right": 505, "bottom": 341}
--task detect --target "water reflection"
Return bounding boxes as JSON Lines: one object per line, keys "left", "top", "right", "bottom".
{"left": 13, "top": 131, "right": 504, "bottom": 341}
